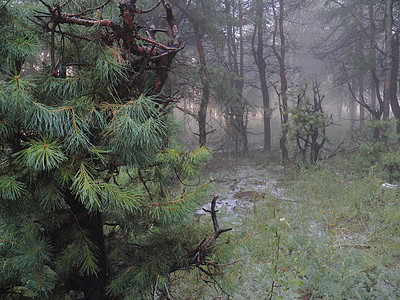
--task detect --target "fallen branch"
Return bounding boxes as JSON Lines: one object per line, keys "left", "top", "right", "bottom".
{"left": 202, "top": 196, "right": 232, "bottom": 248}
{"left": 186, "top": 196, "right": 235, "bottom": 288}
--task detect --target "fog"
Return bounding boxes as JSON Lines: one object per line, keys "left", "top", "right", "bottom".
{"left": 169, "top": 0, "right": 397, "bottom": 159}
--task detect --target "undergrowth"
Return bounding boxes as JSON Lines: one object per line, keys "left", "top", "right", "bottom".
{"left": 171, "top": 152, "right": 400, "bottom": 299}
{"left": 282, "top": 157, "right": 400, "bottom": 299}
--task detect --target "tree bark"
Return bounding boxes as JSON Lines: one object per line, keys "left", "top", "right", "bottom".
{"left": 194, "top": 24, "right": 210, "bottom": 147}
{"left": 383, "top": 0, "right": 393, "bottom": 122}
{"left": 35, "top": 0, "right": 181, "bottom": 97}
{"left": 252, "top": 0, "right": 271, "bottom": 152}
{"left": 272, "top": 0, "right": 289, "bottom": 161}
{"left": 358, "top": 4, "right": 365, "bottom": 129}
{"left": 367, "top": 2, "right": 381, "bottom": 139}
{"left": 64, "top": 192, "right": 107, "bottom": 300}
{"left": 349, "top": 96, "right": 356, "bottom": 131}
{"left": 390, "top": 33, "right": 400, "bottom": 135}
{"left": 237, "top": 0, "right": 248, "bottom": 153}
{"left": 225, "top": 0, "right": 248, "bottom": 153}
{"left": 169, "top": 0, "right": 211, "bottom": 146}
{"left": 359, "top": 83, "right": 365, "bottom": 128}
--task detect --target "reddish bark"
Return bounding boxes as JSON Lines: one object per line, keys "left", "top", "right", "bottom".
{"left": 35, "top": 0, "right": 181, "bottom": 96}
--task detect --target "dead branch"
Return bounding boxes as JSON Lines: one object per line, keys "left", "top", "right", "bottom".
{"left": 138, "top": 0, "right": 163, "bottom": 14}
{"left": 326, "top": 140, "right": 345, "bottom": 159}
{"left": 185, "top": 196, "right": 235, "bottom": 285}
{"left": 34, "top": 0, "right": 181, "bottom": 96}
{"left": 202, "top": 196, "right": 232, "bottom": 247}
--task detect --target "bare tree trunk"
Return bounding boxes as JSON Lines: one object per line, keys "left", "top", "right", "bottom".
{"left": 368, "top": 2, "right": 381, "bottom": 139}
{"left": 390, "top": 33, "right": 400, "bottom": 135}
{"left": 194, "top": 24, "right": 210, "bottom": 147}
{"left": 371, "top": 75, "right": 377, "bottom": 120}
{"left": 350, "top": 97, "right": 356, "bottom": 131}
{"left": 252, "top": 0, "right": 271, "bottom": 152}
{"left": 272, "top": 0, "right": 289, "bottom": 161}
{"left": 358, "top": 4, "right": 365, "bottom": 129}
{"left": 337, "top": 93, "right": 343, "bottom": 120}
{"left": 170, "top": 0, "right": 210, "bottom": 146}
{"left": 383, "top": 0, "right": 393, "bottom": 122}
{"left": 237, "top": 0, "right": 248, "bottom": 153}
{"left": 359, "top": 80, "right": 365, "bottom": 128}
{"left": 226, "top": 0, "right": 248, "bottom": 153}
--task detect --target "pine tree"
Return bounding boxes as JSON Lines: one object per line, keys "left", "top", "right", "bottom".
{"left": 0, "top": 1, "right": 229, "bottom": 299}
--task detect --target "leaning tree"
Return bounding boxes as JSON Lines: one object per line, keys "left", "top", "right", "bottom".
{"left": 0, "top": 0, "right": 232, "bottom": 299}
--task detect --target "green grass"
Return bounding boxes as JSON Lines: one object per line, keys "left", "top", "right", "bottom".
{"left": 170, "top": 153, "right": 400, "bottom": 299}
{"left": 281, "top": 158, "right": 400, "bottom": 299}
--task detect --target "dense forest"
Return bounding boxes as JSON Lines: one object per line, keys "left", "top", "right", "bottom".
{"left": 1, "top": 0, "right": 400, "bottom": 299}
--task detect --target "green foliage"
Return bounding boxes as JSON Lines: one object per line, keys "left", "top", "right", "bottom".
{"left": 0, "top": 1, "right": 213, "bottom": 299}
{"left": 358, "top": 140, "right": 386, "bottom": 165}
{"left": 104, "top": 95, "right": 169, "bottom": 167}
{"left": 71, "top": 163, "right": 103, "bottom": 211}
{"left": 186, "top": 194, "right": 306, "bottom": 300}
{"left": 294, "top": 234, "right": 376, "bottom": 300}
{"left": 284, "top": 159, "right": 400, "bottom": 299}
{"left": 0, "top": 176, "right": 25, "bottom": 201}
{"left": 157, "top": 146, "right": 211, "bottom": 179}
{"left": 355, "top": 120, "right": 400, "bottom": 181}
{"left": 291, "top": 106, "right": 326, "bottom": 135}
{"left": 0, "top": 223, "right": 56, "bottom": 298}
{"left": 14, "top": 137, "right": 67, "bottom": 172}
{"left": 106, "top": 221, "right": 205, "bottom": 298}
{"left": 382, "top": 151, "right": 400, "bottom": 181}
{"left": 289, "top": 82, "right": 330, "bottom": 163}
{"left": 0, "top": 3, "right": 39, "bottom": 74}
{"left": 56, "top": 230, "right": 100, "bottom": 276}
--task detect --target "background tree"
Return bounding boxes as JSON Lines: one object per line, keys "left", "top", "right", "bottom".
{"left": 271, "top": 0, "right": 289, "bottom": 161}
{"left": 170, "top": 0, "right": 220, "bottom": 147}
{"left": 251, "top": 0, "right": 272, "bottom": 152}
{"left": 224, "top": 0, "right": 249, "bottom": 152}
{"left": 314, "top": 0, "right": 390, "bottom": 139}
{"left": 291, "top": 82, "right": 330, "bottom": 162}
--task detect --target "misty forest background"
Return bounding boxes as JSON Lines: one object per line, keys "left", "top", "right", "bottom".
{"left": 1, "top": 0, "right": 400, "bottom": 299}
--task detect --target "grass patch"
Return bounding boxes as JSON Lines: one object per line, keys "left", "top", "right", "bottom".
{"left": 282, "top": 158, "right": 400, "bottom": 299}
{"left": 171, "top": 153, "right": 400, "bottom": 299}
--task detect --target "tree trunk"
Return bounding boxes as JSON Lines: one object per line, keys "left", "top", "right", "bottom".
{"left": 226, "top": 0, "right": 248, "bottom": 153}
{"left": 368, "top": 2, "right": 381, "bottom": 139}
{"left": 390, "top": 33, "right": 400, "bottom": 135}
{"left": 64, "top": 192, "right": 107, "bottom": 300}
{"left": 383, "top": 0, "right": 393, "bottom": 122}
{"left": 237, "top": 0, "right": 248, "bottom": 153}
{"left": 359, "top": 80, "right": 365, "bottom": 128}
{"left": 171, "top": 0, "right": 211, "bottom": 147}
{"left": 350, "top": 98, "right": 356, "bottom": 131}
{"left": 81, "top": 213, "right": 107, "bottom": 300}
{"left": 272, "top": 0, "right": 289, "bottom": 161}
{"left": 358, "top": 4, "right": 365, "bottom": 129}
{"left": 194, "top": 24, "right": 210, "bottom": 147}
{"left": 252, "top": 0, "right": 271, "bottom": 152}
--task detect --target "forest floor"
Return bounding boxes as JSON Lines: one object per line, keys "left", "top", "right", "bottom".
{"left": 172, "top": 151, "right": 400, "bottom": 299}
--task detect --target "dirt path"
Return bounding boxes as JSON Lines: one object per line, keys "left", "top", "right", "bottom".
{"left": 198, "top": 159, "right": 289, "bottom": 226}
